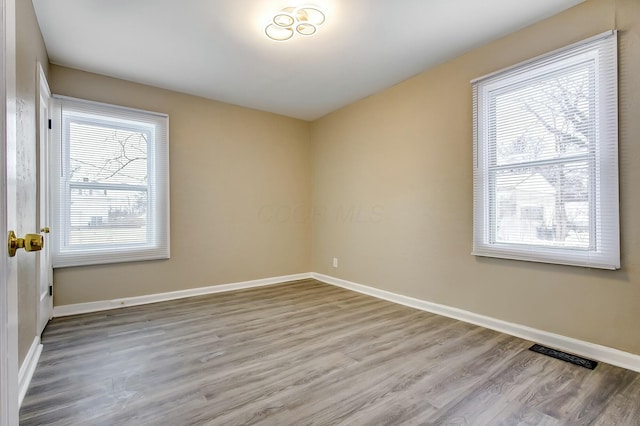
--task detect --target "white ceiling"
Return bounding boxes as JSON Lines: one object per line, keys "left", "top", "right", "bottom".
{"left": 32, "top": 0, "right": 585, "bottom": 121}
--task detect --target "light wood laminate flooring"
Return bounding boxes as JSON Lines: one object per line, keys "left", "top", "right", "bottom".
{"left": 20, "top": 279, "right": 640, "bottom": 425}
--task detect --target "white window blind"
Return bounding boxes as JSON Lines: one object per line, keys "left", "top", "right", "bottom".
{"left": 472, "top": 31, "right": 619, "bottom": 269}
{"left": 50, "top": 96, "right": 170, "bottom": 267}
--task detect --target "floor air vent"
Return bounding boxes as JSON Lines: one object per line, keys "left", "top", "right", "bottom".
{"left": 529, "top": 344, "right": 598, "bottom": 370}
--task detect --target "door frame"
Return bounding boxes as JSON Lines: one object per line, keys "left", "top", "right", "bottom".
{"left": 36, "top": 62, "right": 52, "bottom": 336}
{"left": 1, "top": 0, "right": 20, "bottom": 423}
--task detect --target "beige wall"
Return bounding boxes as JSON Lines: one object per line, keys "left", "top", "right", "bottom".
{"left": 16, "top": 0, "right": 48, "bottom": 365}
{"left": 311, "top": 0, "right": 640, "bottom": 355}
{"left": 50, "top": 66, "right": 312, "bottom": 306}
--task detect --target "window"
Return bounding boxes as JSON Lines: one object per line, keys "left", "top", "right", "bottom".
{"left": 472, "top": 31, "right": 619, "bottom": 269}
{"left": 51, "top": 97, "right": 170, "bottom": 267}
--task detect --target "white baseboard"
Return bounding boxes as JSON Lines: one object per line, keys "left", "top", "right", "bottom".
{"left": 18, "top": 337, "right": 42, "bottom": 408}
{"left": 312, "top": 272, "right": 640, "bottom": 373}
{"left": 53, "top": 273, "right": 313, "bottom": 317}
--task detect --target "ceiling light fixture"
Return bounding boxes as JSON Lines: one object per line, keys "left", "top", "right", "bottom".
{"left": 265, "top": 6, "right": 325, "bottom": 41}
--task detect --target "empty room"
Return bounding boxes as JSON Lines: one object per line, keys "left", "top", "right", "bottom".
{"left": 2, "top": 0, "right": 640, "bottom": 424}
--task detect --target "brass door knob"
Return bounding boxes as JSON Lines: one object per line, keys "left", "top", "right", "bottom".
{"left": 7, "top": 231, "right": 44, "bottom": 257}
{"left": 24, "top": 234, "right": 44, "bottom": 252}
{"left": 41, "top": 227, "right": 50, "bottom": 233}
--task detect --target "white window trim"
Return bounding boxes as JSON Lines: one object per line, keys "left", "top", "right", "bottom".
{"left": 50, "top": 95, "right": 170, "bottom": 268}
{"left": 472, "top": 31, "right": 619, "bottom": 270}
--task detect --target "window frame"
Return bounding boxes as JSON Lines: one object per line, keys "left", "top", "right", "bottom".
{"left": 50, "top": 96, "right": 170, "bottom": 268}
{"left": 472, "top": 31, "right": 619, "bottom": 270}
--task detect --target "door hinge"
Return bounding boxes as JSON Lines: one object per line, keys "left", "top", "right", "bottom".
{"left": 48, "top": 119, "right": 52, "bottom": 129}
{"left": 49, "top": 285, "right": 53, "bottom": 296}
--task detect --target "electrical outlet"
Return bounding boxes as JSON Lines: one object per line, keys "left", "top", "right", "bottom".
{"left": 333, "top": 257, "right": 338, "bottom": 268}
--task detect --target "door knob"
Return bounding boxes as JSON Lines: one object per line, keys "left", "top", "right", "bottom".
{"left": 41, "top": 227, "right": 50, "bottom": 233}
{"left": 7, "top": 231, "right": 44, "bottom": 257}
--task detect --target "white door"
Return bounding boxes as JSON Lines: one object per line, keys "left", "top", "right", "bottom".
{"left": 36, "top": 64, "right": 52, "bottom": 335}
{"left": 1, "top": 0, "right": 21, "bottom": 423}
